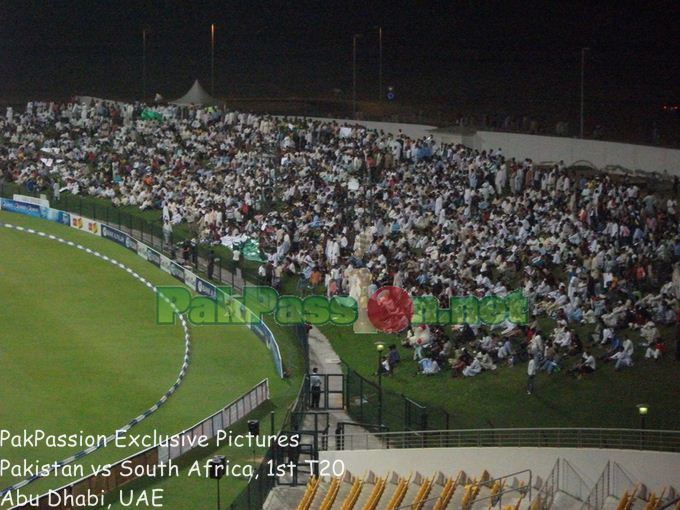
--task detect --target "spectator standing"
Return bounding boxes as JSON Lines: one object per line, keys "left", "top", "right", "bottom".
{"left": 527, "top": 354, "right": 537, "bottom": 395}
{"left": 309, "top": 367, "right": 322, "bottom": 409}
{"left": 163, "top": 220, "right": 172, "bottom": 247}
{"left": 232, "top": 246, "right": 241, "bottom": 282}
{"left": 207, "top": 250, "right": 216, "bottom": 280}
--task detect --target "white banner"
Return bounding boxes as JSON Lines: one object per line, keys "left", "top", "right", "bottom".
{"left": 13, "top": 194, "right": 49, "bottom": 208}
{"left": 70, "top": 213, "right": 101, "bottom": 236}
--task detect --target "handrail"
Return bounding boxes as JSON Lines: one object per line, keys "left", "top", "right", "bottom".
{"left": 471, "top": 470, "right": 532, "bottom": 510}
{"left": 658, "top": 496, "right": 680, "bottom": 510}
{"left": 331, "top": 428, "right": 680, "bottom": 453}
{"left": 393, "top": 476, "right": 531, "bottom": 510}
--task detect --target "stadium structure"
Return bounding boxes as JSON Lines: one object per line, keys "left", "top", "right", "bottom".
{"left": 0, "top": 93, "right": 679, "bottom": 510}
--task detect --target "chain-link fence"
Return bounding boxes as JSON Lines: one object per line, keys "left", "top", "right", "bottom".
{"left": 0, "top": 181, "right": 265, "bottom": 290}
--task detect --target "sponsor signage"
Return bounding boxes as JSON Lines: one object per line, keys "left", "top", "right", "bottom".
{"left": 0, "top": 198, "right": 70, "bottom": 225}
{"left": 71, "top": 213, "right": 101, "bottom": 236}
{"left": 100, "top": 224, "right": 127, "bottom": 245}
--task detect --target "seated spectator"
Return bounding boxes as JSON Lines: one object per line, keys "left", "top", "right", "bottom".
{"left": 478, "top": 351, "right": 497, "bottom": 371}
{"left": 609, "top": 346, "right": 634, "bottom": 371}
{"left": 463, "top": 354, "right": 483, "bottom": 377}
{"left": 599, "top": 335, "right": 622, "bottom": 361}
{"left": 418, "top": 357, "right": 441, "bottom": 375}
{"left": 644, "top": 339, "right": 665, "bottom": 360}
{"left": 497, "top": 337, "right": 513, "bottom": 360}
{"left": 639, "top": 321, "right": 659, "bottom": 345}
{"left": 568, "top": 350, "right": 596, "bottom": 378}
{"left": 449, "top": 348, "right": 472, "bottom": 377}
{"left": 541, "top": 341, "right": 561, "bottom": 374}
{"left": 376, "top": 355, "right": 391, "bottom": 376}
{"left": 567, "top": 330, "right": 584, "bottom": 356}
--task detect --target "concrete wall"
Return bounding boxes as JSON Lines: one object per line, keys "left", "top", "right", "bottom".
{"left": 297, "top": 115, "right": 680, "bottom": 176}
{"left": 296, "top": 116, "right": 440, "bottom": 141}
{"left": 469, "top": 131, "right": 680, "bottom": 175}
{"left": 320, "top": 447, "right": 680, "bottom": 492}
{"left": 71, "top": 105, "right": 680, "bottom": 175}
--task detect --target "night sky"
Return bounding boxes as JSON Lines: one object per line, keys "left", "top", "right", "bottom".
{"left": 1, "top": 1, "right": 678, "bottom": 136}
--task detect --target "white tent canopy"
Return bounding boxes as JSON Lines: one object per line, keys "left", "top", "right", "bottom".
{"left": 170, "top": 80, "right": 218, "bottom": 106}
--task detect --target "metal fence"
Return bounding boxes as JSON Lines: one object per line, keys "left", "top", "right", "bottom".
{"left": 331, "top": 428, "right": 680, "bottom": 453}
{"left": 538, "top": 458, "right": 591, "bottom": 509}
{"left": 0, "top": 182, "right": 261, "bottom": 290}
{"left": 10, "top": 380, "right": 270, "bottom": 510}
{"left": 227, "top": 372, "right": 309, "bottom": 508}
{"left": 581, "top": 461, "right": 635, "bottom": 510}
{"left": 343, "top": 361, "right": 450, "bottom": 433}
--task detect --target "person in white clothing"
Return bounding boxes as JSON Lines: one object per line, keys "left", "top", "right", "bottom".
{"left": 527, "top": 355, "right": 537, "bottom": 394}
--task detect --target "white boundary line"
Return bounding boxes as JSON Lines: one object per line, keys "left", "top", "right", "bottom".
{"left": 0, "top": 222, "right": 191, "bottom": 496}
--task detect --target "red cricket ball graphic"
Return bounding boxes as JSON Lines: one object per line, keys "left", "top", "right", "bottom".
{"left": 367, "top": 286, "right": 413, "bottom": 333}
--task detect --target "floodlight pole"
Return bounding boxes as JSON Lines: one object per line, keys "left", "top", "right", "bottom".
{"left": 211, "top": 24, "right": 216, "bottom": 97}
{"left": 579, "top": 47, "right": 589, "bottom": 138}
{"left": 377, "top": 349, "right": 383, "bottom": 429}
{"left": 142, "top": 29, "right": 147, "bottom": 101}
{"left": 378, "top": 26, "right": 383, "bottom": 102}
{"left": 353, "top": 34, "right": 361, "bottom": 119}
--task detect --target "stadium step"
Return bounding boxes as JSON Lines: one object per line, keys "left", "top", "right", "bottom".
{"left": 549, "top": 490, "right": 583, "bottom": 510}
{"left": 420, "top": 472, "right": 447, "bottom": 510}
{"left": 384, "top": 472, "right": 412, "bottom": 510}
{"left": 354, "top": 472, "right": 386, "bottom": 510}
{"left": 332, "top": 473, "right": 357, "bottom": 509}
{"left": 339, "top": 474, "right": 364, "bottom": 510}
{"left": 297, "top": 476, "right": 322, "bottom": 510}
{"left": 377, "top": 472, "right": 405, "bottom": 510}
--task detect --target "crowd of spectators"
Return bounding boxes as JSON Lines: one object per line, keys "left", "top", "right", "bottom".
{"left": 2, "top": 99, "right": 680, "bottom": 383}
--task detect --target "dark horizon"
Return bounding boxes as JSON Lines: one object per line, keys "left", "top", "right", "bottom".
{"left": 1, "top": 1, "right": 678, "bottom": 140}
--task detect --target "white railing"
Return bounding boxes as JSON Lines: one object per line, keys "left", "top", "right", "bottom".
{"left": 332, "top": 428, "right": 680, "bottom": 452}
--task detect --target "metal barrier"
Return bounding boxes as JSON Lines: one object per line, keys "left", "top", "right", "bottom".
{"left": 302, "top": 373, "right": 345, "bottom": 411}
{"left": 330, "top": 428, "right": 680, "bottom": 453}
{"left": 581, "top": 461, "right": 635, "bottom": 510}
{"left": 0, "top": 184, "right": 287, "bottom": 378}
{"left": 10, "top": 380, "right": 270, "bottom": 510}
{"left": 343, "top": 360, "right": 450, "bottom": 432}
{"left": 0, "top": 182, "right": 262, "bottom": 290}
{"left": 538, "top": 458, "right": 590, "bottom": 509}
{"left": 228, "top": 368, "right": 309, "bottom": 507}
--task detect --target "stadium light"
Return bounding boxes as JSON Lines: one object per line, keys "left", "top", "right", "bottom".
{"left": 142, "top": 29, "right": 148, "bottom": 101}
{"left": 210, "top": 24, "right": 216, "bottom": 97}
{"left": 637, "top": 404, "right": 648, "bottom": 429}
{"left": 375, "top": 341, "right": 385, "bottom": 429}
{"left": 208, "top": 455, "right": 226, "bottom": 510}
{"left": 580, "top": 47, "right": 590, "bottom": 138}
{"left": 352, "top": 34, "right": 362, "bottom": 119}
{"left": 374, "top": 26, "right": 383, "bottom": 102}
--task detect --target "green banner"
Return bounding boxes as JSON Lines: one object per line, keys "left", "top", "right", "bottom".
{"left": 240, "top": 239, "right": 265, "bottom": 262}
{"left": 141, "top": 109, "right": 164, "bottom": 121}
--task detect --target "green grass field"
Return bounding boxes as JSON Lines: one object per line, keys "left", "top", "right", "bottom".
{"left": 0, "top": 211, "right": 303, "bottom": 509}
{"left": 2, "top": 187, "right": 679, "bottom": 508}
{"left": 325, "top": 323, "right": 680, "bottom": 431}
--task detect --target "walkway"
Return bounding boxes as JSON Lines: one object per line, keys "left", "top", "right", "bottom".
{"left": 100, "top": 217, "right": 381, "bottom": 447}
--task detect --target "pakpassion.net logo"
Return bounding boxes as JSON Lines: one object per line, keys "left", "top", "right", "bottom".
{"left": 156, "top": 285, "right": 528, "bottom": 333}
